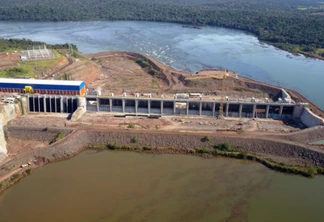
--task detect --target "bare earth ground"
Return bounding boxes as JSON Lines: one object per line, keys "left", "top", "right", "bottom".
{"left": 1, "top": 51, "right": 324, "bottom": 189}
{"left": 1, "top": 112, "right": 324, "bottom": 190}
{"left": 4, "top": 112, "right": 316, "bottom": 162}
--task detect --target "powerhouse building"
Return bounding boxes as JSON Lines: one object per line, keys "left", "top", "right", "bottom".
{"left": 0, "top": 78, "right": 86, "bottom": 95}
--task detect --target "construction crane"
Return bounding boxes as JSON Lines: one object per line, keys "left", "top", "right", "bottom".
{"left": 218, "top": 70, "right": 227, "bottom": 119}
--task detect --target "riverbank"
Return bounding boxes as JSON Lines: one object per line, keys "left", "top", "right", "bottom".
{"left": 1, "top": 124, "right": 324, "bottom": 193}
{"left": 87, "top": 51, "right": 324, "bottom": 117}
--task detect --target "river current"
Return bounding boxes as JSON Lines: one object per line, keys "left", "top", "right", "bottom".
{"left": 0, "top": 21, "right": 324, "bottom": 221}
{"left": 0, "top": 21, "right": 323, "bottom": 109}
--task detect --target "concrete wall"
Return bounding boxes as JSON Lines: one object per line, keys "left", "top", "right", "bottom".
{"left": 293, "top": 105, "right": 304, "bottom": 119}
{"left": 28, "top": 95, "right": 78, "bottom": 113}
{"left": 0, "top": 99, "right": 25, "bottom": 162}
{"left": 84, "top": 96, "right": 323, "bottom": 126}
{"left": 300, "top": 107, "right": 324, "bottom": 127}
{"left": 281, "top": 88, "right": 292, "bottom": 103}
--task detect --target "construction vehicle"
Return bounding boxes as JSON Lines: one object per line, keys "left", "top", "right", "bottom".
{"left": 23, "top": 86, "right": 33, "bottom": 94}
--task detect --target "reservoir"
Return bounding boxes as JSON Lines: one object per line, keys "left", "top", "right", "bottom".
{"left": 0, "top": 21, "right": 323, "bottom": 109}
{"left": 0, "top": 21, "right": 324, "bottom": 221}
{"left": 1, "top": 151, "right": 324, "bottom": 222}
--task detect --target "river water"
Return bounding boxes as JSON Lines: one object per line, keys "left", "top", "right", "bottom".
{"left": 0, "top": 21, "right": 324, "bottom": 221}
{"left": 1, "top": 151, "right": 324, "bottom": 222}
{"left": 0, "top": 21, "right": 323, "bottom": 109}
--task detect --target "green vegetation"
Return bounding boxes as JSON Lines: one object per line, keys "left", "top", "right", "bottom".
{"left": 0, "top": 38, "right": 76, "bottom": 78}
{"left": 121, "top": 145, "right": 132, "bottom": 150}
{"left": 10, "top": 173, "right": 19, "bottom": 181}
{"left": 131, "top": 136, "right": 140, "bottom": 143}
{"left": 0, "top": 38, "right": 77, "bottom": 52}
{"left": 148, "top": 68, "right": 160, "bottom": 77}
{"left": 86, "top": 140, "right": 323, "bottom": 177}
{"left": 237, "top": 129, "right": 245, "bottom": 134}
{"left": 0, "top": 57, "right": 59, "bottom": 78}
{"left": 127, "top": 123, "right": 135, "bottom": 129}
{"left": 107, "top": 142, "right": 119, "bottom": 150}
{"left": 202, "top": 135, "right": 211, "bottom": 142}
{"left": 142, "top": 146, "right": 152, "bottom": 151}
{"left": 214, "top": 142, "right": 236, "bottom": 152}
{"left": 195, "top": 147, "right": 212, "bottom": 154}
{"left": 91, "top": 144, "right": 106, "bottom": 150}
{"left": 25, "top": 169, "right": 32, "bottom": 175}
{"left": 0, "top": 67, "right": 30, "bottom": 78}
{"left": 0, "top": 0, "right": 324, "bottom": 56}
{"left": 135, "top": 58, "right": 161, "bottom": 78}
{"left": 50, "top": 132, "right": 65, "bottom": 144}
{"left": 63, "top": 72, "right": 72, "bottom": 80}
{"left": 193, "top": 145, "right": 323, "bottom": 177}
{"left": 135, "top": 58, "right": 149, "bottom": 68}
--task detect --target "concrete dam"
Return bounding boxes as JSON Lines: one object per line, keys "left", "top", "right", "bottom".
{"left": 85, "top": 96, "right": 299, "bottom": 120}
{"left": 27, "top": 94, "right": 296, "bottom": 119}
{"left": 24, "top": 93, "right": 324, "bottom": 128}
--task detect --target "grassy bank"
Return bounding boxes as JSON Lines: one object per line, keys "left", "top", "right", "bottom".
{"left": 1, "top": 140, "right": 322, "bottom": 194}
{"left": 88, "top": 142, "right": 324, "bottom": 178}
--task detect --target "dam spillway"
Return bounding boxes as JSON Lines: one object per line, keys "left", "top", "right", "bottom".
{"left": 27, "top": 95, "right": 78, "bottom": 113}
{"left": 84, "top": 95, "right": 300, "bottom": 120}
{"left": 20, "top": 93, "right": 324, "bottom": 127}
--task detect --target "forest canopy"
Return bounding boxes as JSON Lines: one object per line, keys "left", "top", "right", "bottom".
{"left": 0, "top": 38, "right": 77, "bottom": 52}
{"left": 0, "top": 0, "right": 324, "bottom": 54}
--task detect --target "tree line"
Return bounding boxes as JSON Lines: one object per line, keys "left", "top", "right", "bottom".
{"left": 0, "top": 0, "right": 323, "bottom": 54}
{"left": 0, "top": 38, "right": 78, "bottom": 52}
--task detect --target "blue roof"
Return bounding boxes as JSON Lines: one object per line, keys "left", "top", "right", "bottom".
{"left": 0, "top": 78, "right": 85, "bottom": 91}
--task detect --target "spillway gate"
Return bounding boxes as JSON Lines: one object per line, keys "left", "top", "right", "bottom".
{"left": 27, "top": 95, "right": 78, "bottom": 113}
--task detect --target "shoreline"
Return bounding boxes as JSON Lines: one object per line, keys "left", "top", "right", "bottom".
{"left": 1, "top": 126, "right": 324, "bottom": 193}
{"left": 0, "top": 143, "right": 322, "bottom": 194}
{"left": 87, "top": 50, "right": 324, "bottom": 116}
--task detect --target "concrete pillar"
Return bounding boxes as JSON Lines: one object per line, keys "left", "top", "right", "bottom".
{"left": 55, "top": 96, "right": 57, "bottom": 113}
{"left": 293, "top": 105, "right": 304, "bottom": 119}
{"left": 96, "top": 97, "right": 100, "bottom": 112}
{"left": 60, "top": 96, "right": 64, "bottom": 113}
{"left": 186, "top": 101, "right": 189, "bottom": 116}
{"left": 148, "top": 100, "right": 151, "bottom": 114}
{"left": 173, "top": 101, "right": 176, "bottom": 114}
{"left": 122, "top": 99, "right": 125, "bottom": 113}
{"left": 71, "top": 98, "right": 74, "bottom": 113}
{"left": 38, "top": 95, "right": 41, "bottom": 113}
{"left": 225, "top": 103, "right": 229, "bottom": 117}
{"left": 26, "top": 95, "right": 30, "bottom": 112}
{"left": 266, "top": 105, "right": 270, "bottom": 118}
{"left": 109, "top": 98, "right": 112, "bottom": 112}
{"left": 252, "top": 104, "right": 256, "bottom": 118}
{"left": 43, "top": 97, "right": 47, "bottom": 113}
{"left": 212, "top": 102, "right": 216, "bottom": 117}
{"left": 49, "top": 96, "right": 52, "bottom": 113}
{"left": 33, "top": 95, "right": 35, "bottom": 112}
{"left": 239, "top": 104, "right": 243, "bottom": 118}
{"left": 199, "top": 101, "right": 202, "bottom": 116}
{"left": 66, "top": 97, "right": 69, "bottom": 113}
{"left": 160, "top": 101, "right": 163, "bottom": 115}
{"left": 135, "top": 100, "right": 138, "bottom": 114}
{"left": 279, "top": 105, "right": 283, "bottom": 116}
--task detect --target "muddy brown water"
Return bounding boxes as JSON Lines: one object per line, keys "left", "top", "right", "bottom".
{"left": 0, "top": 151, "right": 324, "bottom": 222}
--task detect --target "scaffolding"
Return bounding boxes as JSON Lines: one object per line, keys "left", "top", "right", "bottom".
{"left": 20, "top": 45, "right": 55, "bottom": 61}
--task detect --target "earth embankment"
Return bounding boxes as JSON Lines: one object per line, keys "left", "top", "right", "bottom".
{"left": 2, "top": 126, "right": 324, "bottom": 179}
{"left": 86, "top": 51, "right": 323, "bottom": 117}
